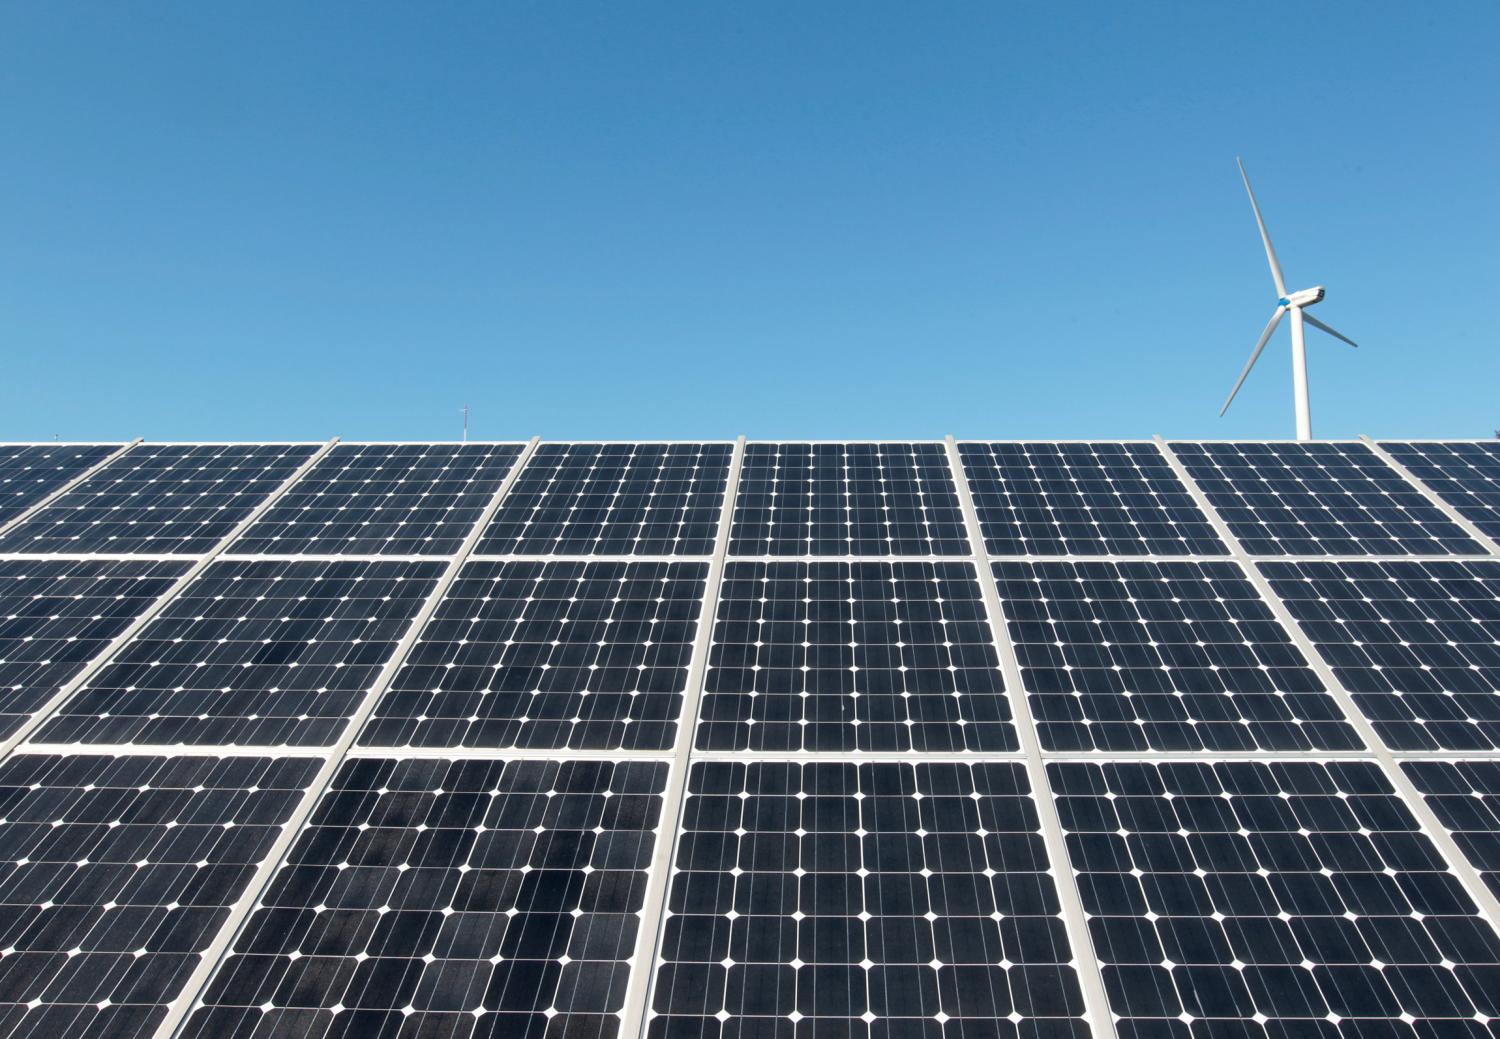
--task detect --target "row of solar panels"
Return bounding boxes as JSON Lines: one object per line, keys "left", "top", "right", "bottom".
{"left": 1, "top": 438, "right": 1500, "bottom": 1039}
{"left": 3, "top": 439, "right": 1499, "bottom": 558}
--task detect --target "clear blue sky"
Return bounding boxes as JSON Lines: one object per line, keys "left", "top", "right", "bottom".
{"left": 3, "top": 3, "right": 1496, "bottom": 442}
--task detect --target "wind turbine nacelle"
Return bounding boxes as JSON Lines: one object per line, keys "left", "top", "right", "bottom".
{"left": 1282, "top": 286, "right": 1326, "bottom": 308}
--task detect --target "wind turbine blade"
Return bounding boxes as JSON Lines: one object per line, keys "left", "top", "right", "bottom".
{"left": 1237, "top": 158, "right": 1288, "bottom": 297}
{"left": 1302, "top": 312, "right": 1359, "bottom": 348}
{"left": 1219, "top": 307, "right": 1287, "bottom": 416}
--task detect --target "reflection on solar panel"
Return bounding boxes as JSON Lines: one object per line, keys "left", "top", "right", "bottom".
{"left": 0, "top": 753, "right": 319, "bottom": 1039}
{"left": 1405, "top": 761, "right": 1500, "bottom": 900}
{"left": 649, "top": 761, "right": 1089, "bottom": 1039}
{"left": 477, "top": 443, "right": 732, "bottom": 556}
{"left": 1051, "top": 760, "right": 1500, "bottom": 1035}
{"left": 184, "top": 757, "right": 667, "bottom": 1039}
{"left": 0, "top": 558, "right": 191, "bottom": 739}
{"left": 696, "top": 561, "right": 1017, "bottom": 753}
{"left": 1382, "top": 441, "right": 1500, "bottom": 543}
{"left": 729, "top": 443, "right": 968, "bottom": 556}
{"left": 231, "top": 443, "right": 525, "bottom": 556}
{"left": 0, "top": 444, "right": 320, "bottom": 555}
{"left": 1171, "top": 441, "right": 1481, "bottom": 555}
{"left": 1263, "top": 560, "right": 1500, "bottom": 752}
{"left": 34, "top": 559, "right": 446, "bottom": 747}
{"left": 0, "top": 444, "right": 117, "bottom": 526}
{"left": 961, "top": 442, "right": 1227, "bottom": 556}
{"left": 361, "top": 560, "right": 708, "bottom": 751}
{"left": 995, "top": 560, "right": 1360, "bottom": 752}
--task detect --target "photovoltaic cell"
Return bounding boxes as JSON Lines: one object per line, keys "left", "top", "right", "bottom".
{"left": 648, "top": 761, "right": 1090, "bottom": 1039}
{"left": 0, "top": 444, "right": 320, "bottom": 556}
{"left": 0, "top": 444, "right": 118, "bottom": 527}
{"left": 360, "top": 560, "right": 708, "bottom": 751}
{"left": 1051, "top": 759, "right": 1500, "bottom": 1037}
{"left": 183, "top": 757, "right": 668, "bottom": 1039}
{"left": 0, "top": 752, "right": 319, "bottom": 1039}
{"left": 1404, "top": 760, "right": 1500, "bottom": 901}
{"left": 1382, "top": 441, "right": 1500, "bottom": 543}
{"left": 1262, "top": 560, "right": 1500, "bottom": 752}
{"left": 34, "top": 558, "right": 446, "bottom": 747}
{"left": 729, "top": 443, "right": 969, "bottom": 556}
{"left": 230, "top": 443, "right": 526, "bottom": 556}
{"left": 1170, "top": 441, "right": 1481, "bottom": 556}
{"left": 960, "top": 442, "right": 1227, "bottom": 556}
{"left": 476, "top": 443, "right": 732, "bottom": 556}
{"left": 695, "top": 561, "right": 1017, "bottom": 753}
{"left": 994, "top": 560, "right": 1360, "bottom": 753}
{"left": 0, "top": 558, "right": 191, "bottom": 740}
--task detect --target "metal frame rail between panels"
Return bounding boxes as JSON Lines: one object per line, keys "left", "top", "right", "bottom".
{"left": 1153, "top": 435, "right": 1500, "bottom": 930}
{"left": 1360, "top": 435, "right": 1500, "bottom": 557}
{"left": 621, "top": 436, "right": 748, "bottom": 1039}
{"left": 0, "top": 438, "right": 141, "bottom": 539}
{"left": 943, "top": 435, "right": 1121, "bottom": 1039}
{"left": 150, "top": 435, "right": 544, "bottom": 1039}
{"left": 0, "top": 438, "right": 342, "bottom": 759}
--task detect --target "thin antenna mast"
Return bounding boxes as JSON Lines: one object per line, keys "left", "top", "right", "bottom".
{"left": 461, "top": 405, "right": 469, "bottom": 443}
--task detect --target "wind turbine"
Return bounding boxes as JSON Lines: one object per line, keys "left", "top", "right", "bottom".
{"left": 1219, "top": 158, "right": 1358, "bottom": 440}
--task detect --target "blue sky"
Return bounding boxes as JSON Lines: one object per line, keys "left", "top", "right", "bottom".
{"left": 3, "top": 3, "right": 1496, "bottom": 442}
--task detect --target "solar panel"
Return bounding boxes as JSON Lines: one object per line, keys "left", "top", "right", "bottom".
{"left": 1170, "top": 441, "right": 1482, "bottom": 555}
{"left": 182, "top": 756, "right": 668, "bottom": 1039}
{"left": 476, "top": 443, "right": 732, "bottom": 556}
{"left": 960, "top": 442, "right": 1227, "bottom": 556}
{"left": 0, "top": 444, "right": 118, "bottom": 527}
{"left": 648, "top": 761, "right": 1090, "bottom": 1039}
{"left": 32, "top": 558, "right": 446, "bottom": 747}
{"left": 0, "top": 444, "right": 321, "bottom": 556}
{"left": 1050, "top": 759, "right": 1500, "bottom": 1035}
{"left": 230, "top": 443, "right": 526, "bottom": 556}
{"left": 1404, "top": 760, "right": 1500, "bottom": 900}
{"left": 1262, "top": 559, "right": 1500, "bottom": 752}
{"left": 0, "top": 752, "right": 320, "bottom": 1039}
{"left": 359, "top": 560, "right": 708, "bottom": 751}
{"left": 0, "top": 558, "right": 191, "bottom": 740}
{"left": 729, "top": 443, "right": 969, "bottom": 556}
{"left": 1381, "top": 441, "right": 1500, "bottom": 544}
{"left": 994, "top": 560, "right": 1361, "bottom": 752}
{"left": 695, "top": 561, "right": 1017, "bottom": 753}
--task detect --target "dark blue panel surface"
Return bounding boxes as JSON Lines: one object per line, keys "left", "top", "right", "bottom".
{"left": 0, "top": 444, "right": 118, "bottom": 526}
{"left": 1171, "top": 441, "right": 1480, "bottom": 555}
{"left": 1405, "top": 760, "right": 1500, "bottom": 901}
{"left": 696, "top": 561, "right": 1017, "bottom": 753}
{"left": 730, "top": 443, "right": 968, "bottom": 556}
{"left": 184, "top": 757, "right": 667, "bottom": 1039}
{"left": 996, "top": 560, "right": 1360, "bottom": 752}
{"left": 960, "top": 442, "right": 1226, "bottom": 556}
{"left": 1383, "top": 441, "right": 1500, "bottom": 543}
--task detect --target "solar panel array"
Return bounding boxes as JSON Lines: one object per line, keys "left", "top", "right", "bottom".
{"left": 0, "top": 436, "right": 1498, "bottom": 1039}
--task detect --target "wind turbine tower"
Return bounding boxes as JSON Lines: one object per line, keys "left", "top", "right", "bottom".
{"left": 1219, "top": 159, "right": 1359, "bottom": 440}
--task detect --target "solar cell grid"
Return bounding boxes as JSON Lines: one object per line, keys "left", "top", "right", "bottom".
{"left": 0, "top": 752, "right": 319, "bottom": 1039}
{"left": 1405, "top": 761, "right": 1500, "bottom": 902}
{"left": 648, "top": 761, "right": 1091, "bottom": 1039}
{"left": 994, "top": 560, "right": 1361, "bottom": 753}
{"left": 0, "top": 558, "right": 192, "bottom": 740}
{"left": 360, "top": 559, "right": 708, "bottom": 751}
{"left": 0, "top": 444, "right": 118, "bottom": 527}
{"left": 1263, "top": 560, "right": 1500, "bottom": 752}
{"left": 477, "top": 443, "right": 732, "bottom": 556}
{"left": 0, "top": 444, "right": 321, "bottom": 556}
{"left": 729, "top": 442, "right": 969, "bottom": 556}
{"left": 1050, "top": 759, "right": 1500, "bottom": 1037}
{"left": 1382, "top": 441, "right": 1500, "bottom": 544}
{"left": 33, "top": 558, "right": 447, "bottom": 747}
{"left": 961, "top": 442, "right": 1227, "bottom": 556}
{"left": 1170, "top": 441, "right": 1481, "bottom": 556}
{"left": 696, "top": 561, "right": 1018, "bottom": 753}
{"left": 183, "top": 756, "right": 668, "bottom": 1039}
{"left": 231, "top": 442, "right": 526, "bottom": 556}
